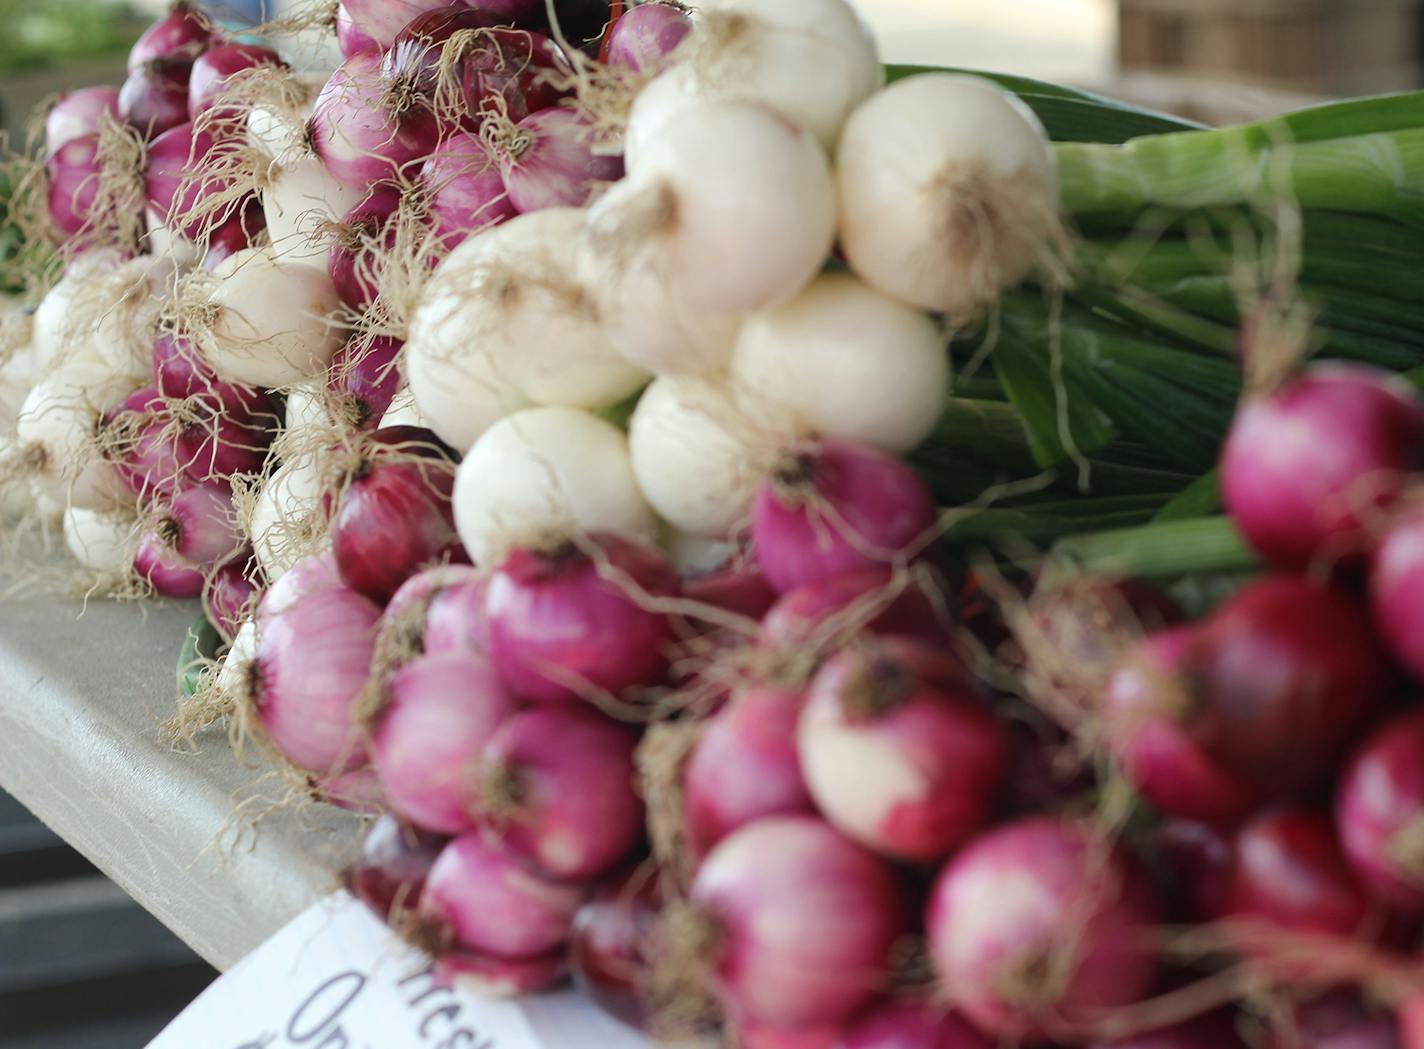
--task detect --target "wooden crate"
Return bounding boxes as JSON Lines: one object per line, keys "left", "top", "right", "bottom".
{"left": 1119, "top": 0, "right": 1424, "bottom": 95}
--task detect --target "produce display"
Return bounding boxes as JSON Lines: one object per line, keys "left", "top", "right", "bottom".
{"left": 3, "top": 0, "right": 1424, "bottom": 1046}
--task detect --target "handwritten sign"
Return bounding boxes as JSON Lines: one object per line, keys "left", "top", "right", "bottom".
{"left": 146, "top": 892, "right": 646, "bottom": 1049}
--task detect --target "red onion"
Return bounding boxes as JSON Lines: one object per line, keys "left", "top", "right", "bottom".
{"left": 328, "top": 335, "right": 404, "bottom": 430}
{"left": 327, "top": 183, "right": 403, "bottom": 313}
{"left": 380, "top": 566, "right": 490, "bottom": 656}
{"left": 152, "top": 331, "right": 215, "bottom": 399}
{"left": 470, "top": 0, "right": 547, "bottom": 23}
{"left": 605, "top": 2, "right": 693, "bottom": 73}
{"left": 372, "top": 651, "right": 517, "bottom": 835}
{"left": 836, "top": 999, "right": 994, "bottom": 1049}
{"left": 737, "top": 1022, "right": 841, "bottom": 1049}
{"left": 478, "top": 705, "right": 644, "bottom": 880}
{"left": 46, "top": 86, "right": 121, "bottom": 157}
{"left": 485, "top": 533, "right": 679, "bottom": 705}
{"left": 46, "top": 133, "right": 103, "bottom": 237}
{"left": 760, "top": 567, "right": 953, "bottom": 652}
{"left": 332, "top": 426, "right": 464, "bottom": 604}
{"left": 420, "top": 131, "right": 517, "bottom": 250}
{"left": 1371, "top": 508, "right": 1424, "bottom": 680}
{"left": 435, "top": 946, "right": 567, "bottom": 995}
{"left": 1269, "top": 991, "right": 1402, "bottom": 1049}
{"left": 309, "top": 48, "right": 441, "bottom": 188}
{"left": 682, "top": 558, "right": 778, "bottom": 622}
{"left": 253, "top": 581, "right": 381, "bottom": 773}
{"left": 1336, "top": 710, "right": 1424, "bottom": 916}
{"left": 108, "top": 387, "right": 183, "bottom": 499}
{"left": 336, "top": 2, "right": 378, "bottom": 59}
{"left": 1153, "top": 818, "right": 1235, "bottom": 922}
{"left": 493, "top": 108, "right": 624, "bottom": 214}
{"left": 259, "top": 550, "right": 346, "bottom": 621}
{"left": 128, "top": 2, "right": 212, "bottom": 73}
{"left": 145, "top": 120, "right": 244, "bottom": 240}
{"left": 424, "top": 22, "right": 569, "bottom": 125}
{"left": 320, "top": 766, "right": 387, "bottom": 814}
{"left": 684, "top": 684, "right": 816, "bottom": 859}
{"left": 689, "top": 816, "right": 906, "bottom": 1029}
{"left": 1104, "top": 627, "right": 1259, "bottom": 827}
{"left": 119, "top": 57, "right": 193, "bottom": 139}
{"left": 1221, "top": 364, "right": 1424, "bottom": 569}
{"left": 1102, "top": 1012, "right": 1249, "bottom": 1049}
{"left": 350, "top": 813, "right": 448, "bottom": 918}
{"left": 926, "top": 816, "right": 1161, "bottom": 1042}
{"left": 1220, "top": 809, "right": 1380, "bottom": 943}
{"left": 203, "top": 556, "right": 259, "bottom": 641}
{"left": 134, "top": 482, "right": 243, "bottom": 597}
{"left": 1186, "top": 576, "right": 1392, "bottom": 798}
{"left": 188, "top": 42, "right": 285, "bottom": 119}
{"left": 201, "top": 200, "right": 265, "bottom": 271}
{"left": 570, "top": 864, "right": 662, "bottom": 1028}
{"left": 340, "top": 0, "right": 467, "bottom": 52}
{"left": 418, "top": 832, "right": 586, "bottom": 959}
{"left": 799, "top": 637, "right": 1006, "bottom": 862}
{"left": 753, "top": 439, "right": 936, "bottom": 595}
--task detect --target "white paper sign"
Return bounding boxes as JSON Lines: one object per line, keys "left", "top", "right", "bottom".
{"left": 146, "top": 891, "right": 629, "bottom": 1049}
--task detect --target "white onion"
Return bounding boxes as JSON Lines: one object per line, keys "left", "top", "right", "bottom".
{"left": 63, "top": 505, "right": 137, "bottom": 574}
{"left": 730, "top": 272, "right": 949, "bottom": 453}
{"left": 600, "top": 101, "right": 834, "bottom": 315}
{"left": 263, "top": 154, "right": 367, "bottom": 267}
{"left": 15, "top": 356, "right": 135, "bottom": 510}
{"left": 836, "top": 74, "right": 1059, "bottom": 319}
{"left": 408, "top": 209, "right": 647, "bottom": 423}
{"left": 629, "top": 373, "right": 803, "bottom": 538}
{"left": 377, "top": 387, "right": 427, "bottom": 429}
{"left": 144, "top": 207, "right": 202, "bottom": 266}
{"left": 452, "top": 406, "right": 657, "bottom": 565}
{"left": 636, "top": 0, "right": 881, "bottom": 152}
{"left": 31, "top": 248, "right": 128, "bottom": 372}
{"left": 284, "top": 381, "right": 333, "bottom": 432}
{"left": 246, "top": 453, "right": 328, "bottom": 580}
{"left": 193, "top": 248, "right": 344, "bottom": 388}
{"left": 246, "top": 75, "right": 321, "bottom": 167}
{"left": 666, "top": 529, "right": 741, "bottom": 575}
{"left": 217, "top": 620, "right": 258, "bottom": 697}
{"left": 88, "top": 255, "right": 183, "bottom": 377}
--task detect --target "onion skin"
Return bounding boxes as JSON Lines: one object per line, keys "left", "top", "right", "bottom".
{"left": 1336, "top": 710, "right": 1424, "bottom": 916}
{"left": 1268, "top": 990, "right": 1403, "bottom": 1049}
{"left": 605, "top": 2, "right": 692, "bottom": 73}
{"left": 335, "top": 2, "right": 378, "bottom": 59}
{"left": 420, "top": 132, "right": 517, "bottom": 250}
{"left": 1371, "top": 509, "right": 1424, "bottom": 680}
{"left": 46, "top": 134, "right": 103, "bottom": 237}
{"left": 1220, "top": 809, "right": 1382, "bottom": 947}
{"left": 436, "top": 947, "right": 568, "bottom": 997}
{"left": 760, "top": 566, "right": 953, "bottom": 653}
{"left": 1221, "top": 365, "right": 1424, "bottom": 570}
{"left": 152, "top": 332, "right": 216, "bottom": 399}
{"left": 479, "top": 706, "right": 645, "bottom": 881}
{"left": 419, "top": 833, "right": 586, "bottom": 959}
{"left": 326, "top": 183, "right": 402, "bottom": 313}
{"left": 135, "top": 482, "right": 243, "bottom": 597}
{"left": 836, "top": 998, "right": 994, "bottom": 1049}
{"left": 328, "top": 336, "right": 404, "bottom": 431}
{"left": 119, "top": 57, "right": 193, "bottom": 139}
{"left": 754, "top": 439, "right": 936, "bottom": 595}
{"left": 1104, "top": 627, "right": 1259, "bottom": 827}
{"left": 373, "top": 651, "right": 516, "bottom": 836}
{"left": 46, "top": 86, "right": 121, "bottom": 157}
{"left": 691, "top": 816, "right": 907, "bottom": 1030}
{"left": 309, "top": 49, "right": 440, "bottom": 188}
{"left": 570, "top": 865, "right": 662, "bottom": 1028}
{"left": 349, "top": 813, "right": 447, "bottom": 920}
{"left": 424, "top": 574, "right": 490, "bottom": 655}
{"left": 188, "top": 42, "right": 285, "bottom": 119}
{"left": 684, "top": 684, "right": 816, "bottom": 859}
{"left": 1186, "top": 576, "right": 1392, "bottom": 799}
{"left": 331, "top": 426, "right": 464, "bottom": 605}
{"left": 485, "top": 534, "right": 679, "bottom": 706}
{"left": 253, "top": 583, "right": 382, "bottom": 774}
{"left": 146, "top": 120, "right": 245, "bottom": 240}
{"left": 926, "top": 816, "right": 1161, "bottom": 1042}
{"left": 799, "top": 638, "right": 1007, "bottom": 862}
{"left": 129, "top": 2, "right": 213, "bottom": 73}
{"left": 497, "top": 108, "right": 625, "bottom": 214}
{"left": 203, "top": 557, "right": 258, "bottom": 641}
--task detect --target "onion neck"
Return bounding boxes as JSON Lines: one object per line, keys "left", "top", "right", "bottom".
{"left": 840, "top": 656, "right": 915, "bottom": 721}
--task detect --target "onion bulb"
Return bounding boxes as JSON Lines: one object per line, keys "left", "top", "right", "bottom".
{"left": 186, "top": 248, "right": 344, "bottom": 388}
{"left": 452, "top": 407, "right": 656, "bottom": 566}
{"left": 731, "top": 272, "right": 949, "bottom": 453}
{"left": 63, "top": 505, "right": 138, "bottom": 575}
{"left": 629, "top": 373, "right": 804, "bottom": 538}
{"left": 836, "top": 74, "right": 1059, "bottom": 320}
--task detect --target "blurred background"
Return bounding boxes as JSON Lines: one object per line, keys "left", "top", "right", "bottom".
{"left": 0, "top": 0, "right": 1421, "bottom": 1046}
